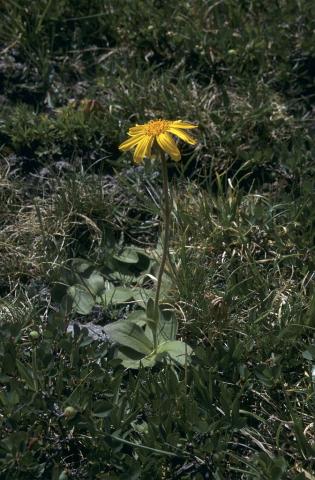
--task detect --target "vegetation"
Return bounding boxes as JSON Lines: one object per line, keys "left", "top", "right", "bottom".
{"left": 0, "top": 0, "right": 315, "bottom": 478}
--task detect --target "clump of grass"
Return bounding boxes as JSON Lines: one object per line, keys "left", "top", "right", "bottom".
{"left": 2, "top": 73, "right": 312, "bottom": 189}
{"left": 172, "top": 181, "right": 314, "bottom": 345}
{"left": 0, "top": 162, "right": 159, "bottom": 295}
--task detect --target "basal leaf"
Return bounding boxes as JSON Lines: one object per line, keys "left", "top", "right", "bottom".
{"left": 67, "top": 285, "right": 95, "bottom": 315}
{"left": 146, "top": 297, "right": 157, "bottom": 321}
{"left": 158, "top": 308, "right": 178, "bottom": 342}
{"left": 101, "top": 287, "right": 134, "bottom": 305}
{"left": 104, "top": 320, "right": 153, "bottom": 354}
{"left": 84, "top": 272, "right": 105, "bottom": 295}
{"left": 145, "top": 304, "right": 177, "bottom": 343}
{"left": 120, "top": 355, "right": 158, "bottom": 369}
{"left": 126, "top": 310, "right": 147, "bottom": 327}
{"left": 156, "top": 340, "right": 192, "bottom": 366}
{"left": 72, "top": 258, "right": 93, "bottom": 273}
{"left": 113, "top": 247, "right": 139, "bottom": 264}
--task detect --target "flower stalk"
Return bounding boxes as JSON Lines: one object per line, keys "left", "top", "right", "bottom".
{"left": 153, "top": 151, "right": 171, "bottom": 350}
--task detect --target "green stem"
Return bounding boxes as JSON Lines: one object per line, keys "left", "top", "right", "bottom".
{"left": 153, "top": 152, "right": 171, "bottom": 350}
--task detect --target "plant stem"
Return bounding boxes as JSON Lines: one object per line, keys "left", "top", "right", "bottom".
{"left": 153, "top": 152, "right": 171, "bottom": 349}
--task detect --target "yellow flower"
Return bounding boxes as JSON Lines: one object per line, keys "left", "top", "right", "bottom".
{"left": 118, "top": 119, "right": 197, "bottom": 164}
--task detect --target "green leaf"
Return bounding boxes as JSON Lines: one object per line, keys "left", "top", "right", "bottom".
{"left": 0, "top": 390, "right": 20, "bottom": 407}
{"left": 126, "top": 310, "right": 147, "bottom": 327}
{"left": 84, "top": 272, "right": 105, "bottom": 295}
{"left": 72, "top": 258, "right": 93, "bottom": 273}
{"left": 145, "top": 305, "right": 178, "bottom": 343}
{"left": 302, "top": 345, "right": 315, "bottom": 361}
{"left": 132, "top": 287, "right": 152, "bottom": 307}
{"left": 104, "top": 320, "right": 153, "bottom": 354}
{"left": 101, "top": 287, "right": 134, "bottom": 305}
{"left": 146, "top": 297, "right": 157, "bottom": 321}
{"left": 118, "top": 350, "right": 158, "bottom": 369}
{"left": 16, "top": 359, "right": 37, "bottom": 391}
{"left": 120, "top": 339, "right": 193, "bottom": 369}
{"left": 158, "top": 308, "right": 178, "bottom": 342}
{"left": 156, "top": 340, "right": 192, "bottom": 366}
{"left": 120, "top": 355, "right": 157, "bottom": 369}
{"left": 67, "top": 285, "right": 95, "bottom": 315}
{"left": 118, "top": 346, "right": 146, "bottom": 360}
{"left": 158, "top": 272, "right": 174, "bottom": 301}
{"left": 113, "top": 247, "right": 139, "bottom": 264}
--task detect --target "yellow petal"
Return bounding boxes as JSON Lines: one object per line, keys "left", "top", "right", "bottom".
{"left": 156, "top": 132, "right": 181, "bottom": 161}
{"left": 170, "top": 120, "right": 198, "bottom": 129}
{"left": 145, "top": 136, "right": 154, "bottom": 159}
{"left": 133, "top": 135, "right": 152, "bottom": 163}
{"left": 119, "top": 134, "right": 144, "bottom": 151}
{"left": 128, "top": 125, "right": 146, "bottom": 136}
{"left": 168, "top": 127, "right": 197, "bottom": 145}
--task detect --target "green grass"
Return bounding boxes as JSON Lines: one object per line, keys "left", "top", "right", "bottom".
{"left": 0, "top": 0, "right": 315, "bottom": 478}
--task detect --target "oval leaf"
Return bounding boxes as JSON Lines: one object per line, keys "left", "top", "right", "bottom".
{"left": 102, "top": 287, "right": 134, "bottom": 305}
{"left": 104, "top": 320, "right": 153, "bottom": 355}
{"left": 156, "top": 340, "right": 192, "bottom": 366}
{"left": 113, "top": 248, "right": 139, "bottom": 264}
{"left": 67, "top": 285, "right": 95, "bottom": 315}
{"left": 84, "top": 272, "right": 105, "bottom": 295}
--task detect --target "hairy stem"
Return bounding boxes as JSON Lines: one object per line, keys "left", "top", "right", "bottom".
{"left": 153, "top": 152, "right": 171, "bottom": 349}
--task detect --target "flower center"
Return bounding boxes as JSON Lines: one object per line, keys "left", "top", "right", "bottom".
{"left": 144, "top": 119, "right": 170, "bottom": 136}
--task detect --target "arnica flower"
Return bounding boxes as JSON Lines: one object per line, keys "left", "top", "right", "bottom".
{"left": 119, "top": 119, "right": 197, "bottom": 164}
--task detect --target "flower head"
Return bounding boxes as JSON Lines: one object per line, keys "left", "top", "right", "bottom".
{"left": 119, "top": 119, "right": 197, "bottom": 164}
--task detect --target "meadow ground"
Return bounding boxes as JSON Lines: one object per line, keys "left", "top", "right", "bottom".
{"left": 0, "top": 1, "right": 315, "bottom": 478}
